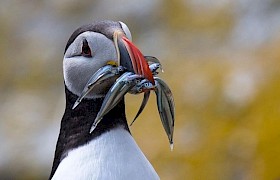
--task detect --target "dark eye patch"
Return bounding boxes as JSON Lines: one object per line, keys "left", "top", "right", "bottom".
{"left": 81, "top": 39, "right": 92, "bottom": 57}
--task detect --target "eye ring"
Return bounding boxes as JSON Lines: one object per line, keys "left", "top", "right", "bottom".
{"left": 81, "top": 39, "right": 92, "bottom": 57}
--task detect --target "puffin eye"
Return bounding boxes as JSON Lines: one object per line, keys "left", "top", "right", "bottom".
{"left": 81, "top": 39, "right": 92, "bottom": 57}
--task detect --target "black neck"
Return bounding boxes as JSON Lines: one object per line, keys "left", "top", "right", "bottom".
{"left": 49, "top": 87, "right": 129, "bottom": 179}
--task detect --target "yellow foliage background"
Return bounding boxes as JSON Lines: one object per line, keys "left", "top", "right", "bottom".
{"left": 0, "top": 0, "right": 280, "bottom": 179}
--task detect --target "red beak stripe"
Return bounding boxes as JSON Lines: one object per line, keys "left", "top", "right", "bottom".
{"left": 122, "top": 36, "right": 155, "bottom": 85}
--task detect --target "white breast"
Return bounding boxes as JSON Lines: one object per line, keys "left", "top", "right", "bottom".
{"left": 51, "top": 127, "right": 159, "bottom": 180}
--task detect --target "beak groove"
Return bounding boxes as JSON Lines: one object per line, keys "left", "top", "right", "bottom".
{"left": 114, "top": 31, "right": 155, "bottom": 85}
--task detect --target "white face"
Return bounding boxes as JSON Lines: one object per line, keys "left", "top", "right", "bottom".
{"left": 63, "top": 32, "right": 118, "bottom": 98}
{"left": 63, "top": 22, "right": 132, "bottom": 98}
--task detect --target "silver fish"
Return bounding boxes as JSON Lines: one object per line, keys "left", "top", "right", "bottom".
{"left": 149, "top": 63, "right": 162, "bottom": 75}
{"left": 154, "top": 77, "right": 175, "bottom": 150}
{"left": 144, "top": 56, "right": 160, "bottom": 64}
{"left": 72, "top": 65, "right": 125, "bottom": 109}
{"left": 129, "top": 78, "right": 154, "bottom": 94}
{"left": 129, "top": 62, "right": 160, "bottom": 95}
{"left": 128, "top": 63, "right": 161, "bottom": 125}
{"left": 145, "top": 56, "right": 163, "bottom": 73}
{"left": 80, "top": 56, "right": 175, "bottom": 150}
{"left": 90, "top": 72, "right": 143, "bottom": 132}
{"left": 130, "top": 91, "right": 150, "bottom": 126}
{"left": 129, "top": 78, "right": 155, "bottom": 126}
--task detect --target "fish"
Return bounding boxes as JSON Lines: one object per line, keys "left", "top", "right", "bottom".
{"left": 72, "top": 65, "right": 125, "bottom": 109}
{"left": 154, "top": 77, "right": 175, "bottom": 150}
{"left": 90, "top": 72, "right": 144, "bottom": 132}
{"left": 73, "top": 56, "right": 175, "bottom": 150}
{"left": 130, "top": 91, "right": 150, "bottom": 126}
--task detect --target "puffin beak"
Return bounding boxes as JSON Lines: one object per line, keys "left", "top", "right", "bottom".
{"left": 113, "top": 31, "right": 155, "bottom": 85}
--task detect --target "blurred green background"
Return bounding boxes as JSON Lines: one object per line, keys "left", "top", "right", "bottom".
{"left": 1, "top": 0, "right": 280, "bottom": 179}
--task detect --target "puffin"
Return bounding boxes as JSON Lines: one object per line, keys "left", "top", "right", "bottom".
{"left": 49, "top": 20, "right": 160, "bottom": 180}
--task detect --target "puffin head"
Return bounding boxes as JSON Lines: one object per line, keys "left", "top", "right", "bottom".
{"left": 63, "top": 20, "right": 153, "bottom": 98}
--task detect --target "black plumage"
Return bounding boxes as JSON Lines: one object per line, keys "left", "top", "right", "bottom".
{"left": 64, "top": 20, "right": 122, "bottom": 53}
{"left": 49, "top": 87, "right": 129, "bottom": 179}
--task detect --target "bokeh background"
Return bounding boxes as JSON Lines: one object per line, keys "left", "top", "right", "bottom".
{"left": 1, "top": 0, "right": 280, "bottom": 179}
